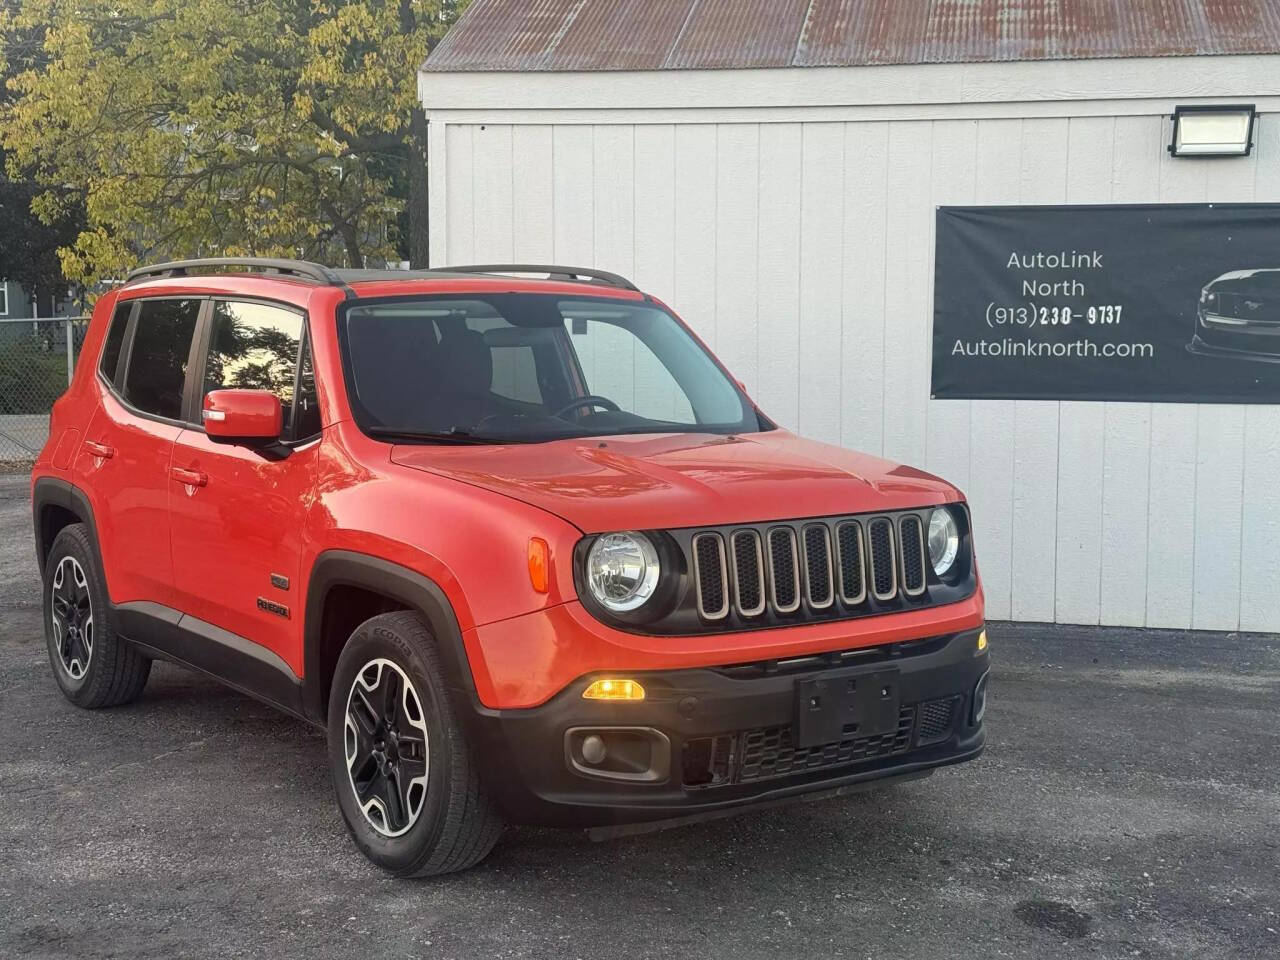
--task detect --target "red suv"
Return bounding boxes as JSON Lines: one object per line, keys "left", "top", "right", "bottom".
{"left": 31, "top": 258, "right": 988, "bottom": 875}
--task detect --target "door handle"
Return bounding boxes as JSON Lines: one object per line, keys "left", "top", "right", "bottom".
{"left": 171, "top": 466, "right": 208, "bottom": 488}
{"left": 84, "top": 440, "right": 115, "bottom": 459}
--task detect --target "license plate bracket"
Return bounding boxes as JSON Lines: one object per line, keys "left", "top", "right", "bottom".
{"left": 794, "top": 668, "right": 901, "bottom": 749}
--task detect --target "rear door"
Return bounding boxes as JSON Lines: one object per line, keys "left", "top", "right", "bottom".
{"left": 77, "top": 297, "right": 203, "bottom": 607}
{"left": 168, "top": 298, "right": 321, "bottom": 676}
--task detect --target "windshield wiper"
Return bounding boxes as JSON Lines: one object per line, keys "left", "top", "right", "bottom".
{"left": 365, "top": 426, "right": 507, "bottom": 445}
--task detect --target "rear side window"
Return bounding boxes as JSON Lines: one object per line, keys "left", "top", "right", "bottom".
{"left": 122, "top": 298, "right": 201, "bottom": 420}
{"left": 202, "top": 301, "right": 305, "bottom": 437}
{"left": 98, "top": 303, "right": 131, "bottom": 383}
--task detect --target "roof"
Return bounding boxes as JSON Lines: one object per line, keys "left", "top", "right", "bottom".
{"left": 423, "top": 0, "right": 1280, "bottom": 72}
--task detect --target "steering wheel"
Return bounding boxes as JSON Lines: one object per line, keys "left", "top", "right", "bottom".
{"left": 551, "top": 395, "right": 621, "bottom": 419}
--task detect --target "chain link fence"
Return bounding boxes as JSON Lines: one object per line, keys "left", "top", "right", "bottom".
{"left": 0, "top": 317, "right": 89, "bottom": 464}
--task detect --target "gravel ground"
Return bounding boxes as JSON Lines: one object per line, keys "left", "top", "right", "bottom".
{"left": 1, "top": 473, "right": 1277, "bottom": 959}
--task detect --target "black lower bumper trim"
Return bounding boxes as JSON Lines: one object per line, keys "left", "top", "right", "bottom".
{"left": 1188, "top": 333, "right": 1280, "bottom": 363}
{"left": 461, "top": 627, "right": 989, "bottom": 828}
{"left": 585, "top": 769, "right": 936, "bottom": 841}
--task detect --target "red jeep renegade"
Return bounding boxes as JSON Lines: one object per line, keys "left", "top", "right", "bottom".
{"left": 31, "top": 258, "right": 988, "bottom": 875}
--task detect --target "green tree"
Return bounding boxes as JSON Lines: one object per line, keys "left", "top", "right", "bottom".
{"left": 2, "top": 0, "right": 466, "bottom": 286}
{"left": 0, "top": 0, "right": 84, "bottom": 310}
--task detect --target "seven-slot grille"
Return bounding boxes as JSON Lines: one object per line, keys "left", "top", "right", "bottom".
{"left": 692, "top": 511, "right": 939, "bottom": 622}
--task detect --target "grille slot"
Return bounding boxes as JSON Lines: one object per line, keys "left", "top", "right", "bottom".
{"left": 898, "top": 515, "right": 927, "bottom": 596}
{"left": 735, "top": 706, "right": 915, "bottom": 784}
{"left": 729, "top": 530, "right": 766, "bottom": 617}
{"left": 691, "top": 532, "right": 729, "bottom": 620}
{"left": 866, "top": 517, "right": 898, "bottom": 600}
{"left": 835, "top": 521, "right": 866, "bottom": 604}
{"left": 802, "top": 524, "right": 834, "bottom": 609}
{"left": 766, "top": 527, "right": 801, "bottom": 614}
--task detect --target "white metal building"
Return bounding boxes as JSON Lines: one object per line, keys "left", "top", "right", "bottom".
{"left": 420, "top": 0, "right": 1280, "bottom": 631}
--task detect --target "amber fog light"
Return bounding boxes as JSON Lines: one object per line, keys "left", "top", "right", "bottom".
{"left": 583, "top": 678, "right": 646, "bottom": 701}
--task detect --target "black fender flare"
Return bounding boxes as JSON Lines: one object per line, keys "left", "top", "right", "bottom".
{"left": 301, "top": 550, "right": 481, "bottom": 725}
{"left": 31, "top": 476, "right": 101, "bottom": 579}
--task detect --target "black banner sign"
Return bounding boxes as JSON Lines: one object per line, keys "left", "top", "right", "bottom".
{"left": 932, "top": 204, "right": 1280, "bottom": 403}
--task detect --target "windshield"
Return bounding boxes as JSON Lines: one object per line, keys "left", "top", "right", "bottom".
{"left": 340, "top": 293, "right": 762, "bottom": 443}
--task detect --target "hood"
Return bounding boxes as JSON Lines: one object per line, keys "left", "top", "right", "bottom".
{"left": 390, "top": 430, "right": 961, "bottom": 533}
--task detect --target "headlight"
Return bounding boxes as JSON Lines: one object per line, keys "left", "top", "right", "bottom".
{"left": 586, "top": 532, "right": 660, "bottom": 612}
{"left": 927, "top": 507, "right": 960, "bottom": 577}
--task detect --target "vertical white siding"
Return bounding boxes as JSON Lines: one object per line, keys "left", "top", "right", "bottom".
{"left": 435, "top": 109, "right": 1280, "bottom": 631}
{"left": 797, "top": 123, "right": 846, "bottom": 446}
{"left": 511, "top": 126, "right": 554, "bottom": 262}
{"left": 754, "top": 125, "right": 803, "bottom": 430}
{"left": 840, "top": 122, "right": 889, "bottom": 454}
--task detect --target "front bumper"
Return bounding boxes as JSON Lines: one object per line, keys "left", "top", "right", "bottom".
{"left": 463, "top": 627, "right": 989, "bottom": 828}
{"left": 1188, "top": 333, "right": 1280, "bottom": 362}
{"left": 1189, "top": 307, "right": 1280, "bottom": 361}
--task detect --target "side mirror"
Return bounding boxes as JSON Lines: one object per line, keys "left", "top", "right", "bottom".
{"left": 203, "top": 389, "right": 282, "bottom": 445}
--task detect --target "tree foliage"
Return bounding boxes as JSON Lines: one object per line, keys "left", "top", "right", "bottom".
{"left": 2, "top": 0, "right": 465, "bottom": 286}
{"left": 0, "top": 0, "right": 84, "bottom": 308}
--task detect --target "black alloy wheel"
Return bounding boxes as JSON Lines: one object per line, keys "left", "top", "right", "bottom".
{"left": 43, "top": 523, "right": 151, "bottom": 708}
{"left": 51, "top": 556, "right": 93, "bottom": 680}
{"left": 344, "top": 657, "right": 431, "bottom": 837}
{"left": 327, "top": 611, "right": 504, "bottom": 876}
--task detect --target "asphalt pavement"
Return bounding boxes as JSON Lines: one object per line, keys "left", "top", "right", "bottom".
{"left": 0, "top": 471, "right": 1277, "bottom": 959}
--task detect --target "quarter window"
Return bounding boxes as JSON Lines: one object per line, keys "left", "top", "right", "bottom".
{"left": 202, "top": 301, "right": 305, "bottom": 436}
{"left": 294, "top": 335, "right": 322, "bottom": 440}
{"left": 98, "top": 303, "right": 132, "bottom": 384}
{"left": 121, "top": 298, "right": 201, "bottom": 420}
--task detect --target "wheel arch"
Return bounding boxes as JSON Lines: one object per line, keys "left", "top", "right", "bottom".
{"left": 303, "top": 551, "right": 479, "bottom": 725}
{"left": 32, "top": 477, "right": 101, "bottom": 580}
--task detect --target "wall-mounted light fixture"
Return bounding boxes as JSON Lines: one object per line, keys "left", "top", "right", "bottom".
{"left": 1169, "top": 104, "right": 1257, "bottom": 157}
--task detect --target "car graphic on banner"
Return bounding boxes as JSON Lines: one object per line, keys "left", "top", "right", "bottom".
{"left": 1190, "top": 268, "right": 1280, "bottom": 362}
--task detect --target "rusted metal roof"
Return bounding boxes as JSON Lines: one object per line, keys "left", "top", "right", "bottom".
{"left": 424, "top": 0, "right": 1280, "bottom": 71}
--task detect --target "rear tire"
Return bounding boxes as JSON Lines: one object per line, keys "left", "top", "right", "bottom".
{"left": 327, "top": 611, "right": 504, "bottom": 876}
{"left": 43, "top": 523, "right": 151, "bottom": 708}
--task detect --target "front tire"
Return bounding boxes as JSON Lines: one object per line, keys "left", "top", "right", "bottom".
{"left": 327, "top": 611, "right": 504, "bottom": 876}
{"left": 43, "top": 523, "right": 151, "bottom": 708}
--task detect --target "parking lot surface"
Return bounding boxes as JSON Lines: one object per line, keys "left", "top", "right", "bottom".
{"left": 1, "top": 472, "right": 1277, "bottom": 959}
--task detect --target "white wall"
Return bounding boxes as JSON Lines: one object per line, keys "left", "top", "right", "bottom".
{"left": 423, "top": 61, "right": 1280, "bottom": 632}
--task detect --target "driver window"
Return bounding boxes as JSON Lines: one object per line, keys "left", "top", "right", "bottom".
{"left": 203, "top": 300, "right": 304, "bottom": 437}
{"left": 565, "top": 317, "right": 694, "bottom": 422}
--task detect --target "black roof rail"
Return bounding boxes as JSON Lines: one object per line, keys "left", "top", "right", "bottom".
{"left": 439, "top": 264, "right": 639, "bottom": 292}
{"left": 124, "top": 257, "right": 344, "bottom": 286}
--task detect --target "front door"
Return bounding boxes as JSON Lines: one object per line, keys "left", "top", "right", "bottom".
{"left": 168, "top": 299, "right": 321, "bottom": 677}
